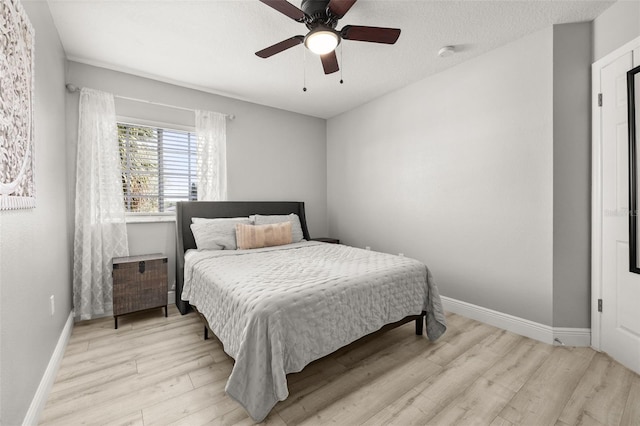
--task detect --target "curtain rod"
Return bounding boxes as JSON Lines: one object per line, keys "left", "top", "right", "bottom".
{"left": 65, "top": 83, "right": 235, "bottom": 120}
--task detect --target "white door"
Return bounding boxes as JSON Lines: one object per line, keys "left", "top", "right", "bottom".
{"left": 598, "top": 49, "right": 640, "bottom": 374}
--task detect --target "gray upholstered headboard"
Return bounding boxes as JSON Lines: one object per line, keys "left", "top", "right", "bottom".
{"left": 175, "top": 201, "right": 311, "bottom": 314}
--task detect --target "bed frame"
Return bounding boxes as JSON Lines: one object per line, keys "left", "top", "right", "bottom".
{"left": 175, "top": 200, "right": 425, "bottom": 334}
{"left": 175, "top": 201, "right": 311, "bottom": 314}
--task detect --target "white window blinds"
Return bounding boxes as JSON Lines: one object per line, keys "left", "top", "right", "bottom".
{"left": 118, "top": 122, "right": 197, "bottom": 213}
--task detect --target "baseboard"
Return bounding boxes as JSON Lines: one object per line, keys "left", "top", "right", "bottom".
{"left": 22, "top": 310, "right": 74, "bottom": 426}
{"left": 168, "top": 290, "right": 175, "bottom": 305}
{"left": 552, "top": 327, "right": 592, "bottom": 347}
{"left": 440, "top": 296, "right": 591, "bottom": 347}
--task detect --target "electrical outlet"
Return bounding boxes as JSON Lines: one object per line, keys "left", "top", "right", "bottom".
{"left": 365, "top": 246, "right": 371, "bottom": 251}
{"left": 398, "top": 253, "right": 404, "bottom": 257}
{"left": 50, "top": 295, "right": 55, "bottom": 316}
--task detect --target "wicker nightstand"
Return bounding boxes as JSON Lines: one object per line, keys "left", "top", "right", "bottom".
{"left": 112, "top": 253, "right": 168, "bottom": 329}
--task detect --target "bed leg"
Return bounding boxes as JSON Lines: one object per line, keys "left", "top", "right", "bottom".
{"left": 204, "top": 325, "right": 209, "bottom": 340}
{"left": 415, "top": 315, "right": 424, "bottom": 336}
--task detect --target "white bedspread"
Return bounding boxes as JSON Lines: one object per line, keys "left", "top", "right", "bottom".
{"left": 182, "top": 241, "right": 446, "bottom": 422}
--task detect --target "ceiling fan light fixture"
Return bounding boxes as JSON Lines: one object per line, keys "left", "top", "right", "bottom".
{"left": 305, "top": 28, "right": 340, "bottom": 55}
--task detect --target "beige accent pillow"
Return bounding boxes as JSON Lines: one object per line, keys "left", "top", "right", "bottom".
{"left": 236, "top": 222, "right": 293, "bottom": 250}
{"left": 252, "top": 213, "right": 304, "bottom": 243}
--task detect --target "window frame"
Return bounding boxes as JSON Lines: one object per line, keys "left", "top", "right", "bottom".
{"left": 116, "top": 116, "right": 197, "bottom": 220}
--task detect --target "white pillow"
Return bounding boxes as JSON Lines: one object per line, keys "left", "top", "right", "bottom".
{"left": 252, "top": 213, "right": 304, "bottom": 243}
{"left": 192, "top": 216, "right": 252, "bottom": 224}
{"left": 190, "top": 217, "right": 251, "bottom": 250}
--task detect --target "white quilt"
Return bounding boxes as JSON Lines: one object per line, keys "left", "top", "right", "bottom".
{"left": 182, "top": 241, "right": 446, "bottom": 422}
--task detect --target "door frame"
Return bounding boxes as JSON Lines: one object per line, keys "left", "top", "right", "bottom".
{"left": 591, "top": 36, "right": 640, "bottom": 352}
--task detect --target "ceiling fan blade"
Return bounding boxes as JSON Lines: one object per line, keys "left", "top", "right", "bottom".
{"left": 255, "top": 36, "right": 304, "bottom": 58}
{"left": 327, "top": 0, "right": 357, "bottom": 19}
{"left": 320, "top": 51, "right": 339, "bottom": 74}
{"left": 341, "top": 25, "right": 401, "bottom": 44}
{"left": 259, "top": 0, "right": 305, "bottom": 21}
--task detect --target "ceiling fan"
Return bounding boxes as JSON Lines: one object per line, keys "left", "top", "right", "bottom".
{"left": 255, "top": 0, "right": 401, "bottom": 75}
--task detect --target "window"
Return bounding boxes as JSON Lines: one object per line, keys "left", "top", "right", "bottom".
{"left": 118, "top": 122, "right": 197, "bottom": 213}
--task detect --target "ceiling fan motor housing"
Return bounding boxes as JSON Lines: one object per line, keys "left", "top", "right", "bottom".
{"left": 301, "top": 0, "right": 338, "bottom": 29}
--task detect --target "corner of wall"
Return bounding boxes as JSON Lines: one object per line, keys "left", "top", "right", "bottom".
{"left": 551, "top": 22, "right": 593, "bottom": 329}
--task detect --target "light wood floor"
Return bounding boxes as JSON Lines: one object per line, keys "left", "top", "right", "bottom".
{"left": 40, "top": 306, "right": 640, "bottom": 426}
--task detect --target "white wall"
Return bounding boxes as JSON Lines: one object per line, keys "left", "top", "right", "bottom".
{"left": 328, "top": 28, "right": 555, "bottom": 325}
{"left": 66, "top": 62, "right": 328, "bottom": 295}
{"left": 593, "top": 0, "right": 640, "bottom": 61}
{"left": 126, "top": 221, "right": 177, "bottom": 292}
{"left": 0, "top": 2, "right": 71, "bottom": 425}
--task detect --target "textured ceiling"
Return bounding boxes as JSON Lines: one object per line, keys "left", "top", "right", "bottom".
{"left": 47, "top": 0, "right": 614, "bottom": 118}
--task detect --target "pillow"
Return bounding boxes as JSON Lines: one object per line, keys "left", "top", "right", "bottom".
{"left": 192, "top": 216, "right": 252, "bottom": 224}
{"left": 252, "top": 213, "right": 304, "bottom": 243}
{"left": 236, "top": 222, "right": 293, "bottom": 250}
{"left": 190, "top": 217, "right": 251, "bottom": 250}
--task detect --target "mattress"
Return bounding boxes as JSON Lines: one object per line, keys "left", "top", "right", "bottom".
{"left": 182, "top": 241, "right": 446, "bottom": 422}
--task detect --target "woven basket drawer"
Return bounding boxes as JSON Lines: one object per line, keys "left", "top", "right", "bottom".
{"left": 112, "top": 254, "right": 168, "bottom": 316}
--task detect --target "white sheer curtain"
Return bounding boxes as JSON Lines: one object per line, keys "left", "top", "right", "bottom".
{"left": 73, "top": 88, "right": 129, "bottom": 320}
{"left": 195, "top": 110, "right": 227, "bottom": 201}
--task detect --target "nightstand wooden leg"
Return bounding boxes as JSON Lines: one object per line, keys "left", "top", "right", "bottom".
{"left": 164, "top": 305, "right": 168, "bottom": 317}
{"left": 115, "top": 316, "right": 118, "bottom": 330}
{"left": 415, "top": 316, "right": 423, "bottom": 335}
{"left": 204, "top": 326, "right": 209, "bottom": 340}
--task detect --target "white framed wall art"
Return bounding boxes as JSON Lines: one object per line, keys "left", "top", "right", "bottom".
{"left": 0, "top": 0, "right": 35, "bottom": 210}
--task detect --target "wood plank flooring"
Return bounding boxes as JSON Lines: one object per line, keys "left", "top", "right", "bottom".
{"left": 40, "top": 306, "right": 640, "bottom": 425}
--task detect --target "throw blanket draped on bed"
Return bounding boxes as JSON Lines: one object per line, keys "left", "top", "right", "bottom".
{"left": 182, "top": 241, "right": 446, "bottom": 422}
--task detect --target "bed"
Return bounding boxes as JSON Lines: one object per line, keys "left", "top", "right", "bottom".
{"left": 176, "top": 201, "right": 446, "bottom": 422}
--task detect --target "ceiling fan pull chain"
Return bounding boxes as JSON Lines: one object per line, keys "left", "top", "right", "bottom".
{"left": 340, "top": 43, "right": 344, "bottom": 84}
{"left": 303, "top": 48, "right": 308, "bottom": 92}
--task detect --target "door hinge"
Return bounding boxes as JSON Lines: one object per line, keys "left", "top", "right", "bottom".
{"left": 598, "top": 299, "right": 603, "bottom": 312}
{"left": 598, "top": 93, "right": 603, "bottom": 107}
